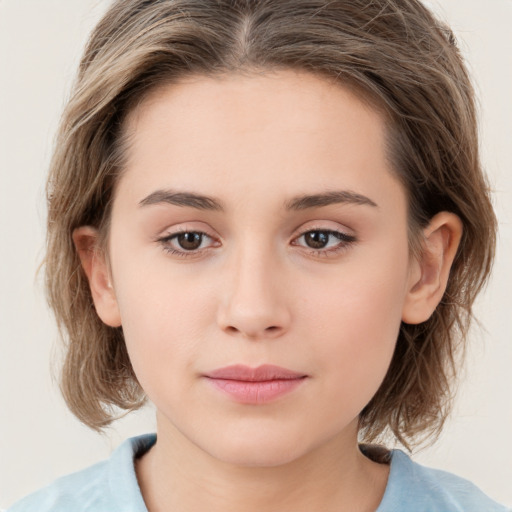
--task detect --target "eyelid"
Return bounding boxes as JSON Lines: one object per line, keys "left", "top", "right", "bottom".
{"left": 292, "top": 221, "right": 355, "bottom": 239}
{"left": 291, "top": 221, "right": 356, "bottom": 243}
{"left": 156, "top": 222, "right": 217, "bottom": 241}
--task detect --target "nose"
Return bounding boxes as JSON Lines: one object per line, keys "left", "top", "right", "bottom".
{"left": 216, "top": 243, "right": 291, "bottom": 340}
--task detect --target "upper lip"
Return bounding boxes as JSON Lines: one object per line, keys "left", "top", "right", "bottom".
{"left": 204, "top": 364, "right": 307, "bottom": 382}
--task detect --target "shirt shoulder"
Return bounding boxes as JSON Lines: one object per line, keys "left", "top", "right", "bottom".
{"left": 378, "top": 449, "right": 510, "bottom": 512}
{"left": 6, "top": 434, "right": 155, "bottom": 512}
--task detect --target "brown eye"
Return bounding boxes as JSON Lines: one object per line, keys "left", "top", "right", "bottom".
{"left": 157, "top": 230, "right": 218, "bottom": 258}
{"left": 304, "top": 231, "right": 330, "bottom": 249}
{"left": 176, "top": 232, "right": 203, "bottom": 251}
{"left": 293, "top": 229, "right": 357, "bottom": 258}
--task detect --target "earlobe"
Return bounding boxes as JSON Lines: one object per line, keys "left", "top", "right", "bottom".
{"left": 72, "top": 226, "right": 122, "bottom": 328}
{"left": 402, "top": 212, "right": 463, "bottom": 325}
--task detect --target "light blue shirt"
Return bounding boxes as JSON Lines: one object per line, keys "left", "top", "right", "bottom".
{"left": 7, "top": 433, "right": 509, "bottom": 511}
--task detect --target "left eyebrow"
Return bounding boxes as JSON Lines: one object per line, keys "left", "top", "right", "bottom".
{"left": 284, "top": 190, "right": 378, "bottom": 210}
{"left": 138, "top": 188, "right": 378, "bottom": 211}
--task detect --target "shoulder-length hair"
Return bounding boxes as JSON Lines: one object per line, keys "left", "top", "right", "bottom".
{"left": 45, "top": 0, "right": 496, "bottom": 449}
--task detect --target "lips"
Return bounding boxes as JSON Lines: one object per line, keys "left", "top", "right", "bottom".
{"left": 205, "top": 364, "right": 307, "bottom": 381}
{"left": 203, "top": 364, "right": 308, "bottom": 404}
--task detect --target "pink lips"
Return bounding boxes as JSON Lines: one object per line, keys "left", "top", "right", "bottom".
{"left": 204, "top": 364, "right": 307, "bottom": 404}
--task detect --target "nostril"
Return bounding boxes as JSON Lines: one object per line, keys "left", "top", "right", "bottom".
{"left": 223, "top": 324, "right": 282, "bottom": 338}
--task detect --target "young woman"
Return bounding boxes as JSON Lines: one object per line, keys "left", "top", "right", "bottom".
{"left": 7, "top": 0, "right": 509, "bottom": 510}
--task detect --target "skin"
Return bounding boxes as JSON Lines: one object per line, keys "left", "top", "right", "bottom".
{"left": 74, "top": 69, "right": 462, "bottom": 512}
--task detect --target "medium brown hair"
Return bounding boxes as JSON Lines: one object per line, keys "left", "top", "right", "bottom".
{"left": 45, "top": 0, "right": 496, "bottom": 449}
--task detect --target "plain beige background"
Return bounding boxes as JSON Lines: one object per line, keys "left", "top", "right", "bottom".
{"left": 1, "top": 0, "right": 511, "bottom": 508}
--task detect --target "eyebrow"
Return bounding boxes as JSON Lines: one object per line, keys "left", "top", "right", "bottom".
{"left": 285, "top": 190, "right": 378, "bottom": 210}
{"left": 139, "top": 188, "right": 378, "bottom": 211}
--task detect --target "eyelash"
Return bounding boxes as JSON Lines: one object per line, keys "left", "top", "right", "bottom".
{"left": 156, "top": 227, "right": 357, "bottom": 259}
{"left": 292, "top": 229, "right": 357, "bottom": 257}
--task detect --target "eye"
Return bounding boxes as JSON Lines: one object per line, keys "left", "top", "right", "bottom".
{"left": 293, "top": 229, "right": 357, "bottom": 257}
{"left": 173, "top": 232, "right": 206, "bottom": 251}
{"left": 157, "top": 230, "right": 217, "bottom": 258}
{"left": 156, "top": 227, "right": 356, "bottom": 259}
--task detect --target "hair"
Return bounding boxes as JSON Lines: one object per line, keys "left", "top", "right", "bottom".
{"left": 45, "top": 0, "right": 496, "bottom": 450}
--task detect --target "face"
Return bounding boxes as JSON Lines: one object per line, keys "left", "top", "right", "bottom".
{"left": 100, "top": 70, "right": 419, "bottom": 466}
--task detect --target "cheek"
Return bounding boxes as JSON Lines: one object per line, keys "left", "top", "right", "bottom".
{"left": 110, "top": 259, "right": 215, "bottom": 393}
{"left": 302, "top": 250, "right": 409, "bottom": 402}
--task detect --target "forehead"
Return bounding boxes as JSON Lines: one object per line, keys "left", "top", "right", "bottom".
{"left": 116, "top": 69, "right": 402, "bottom": 216}
{"left": 125, "top": 70, "right": 385, "bottom": 148}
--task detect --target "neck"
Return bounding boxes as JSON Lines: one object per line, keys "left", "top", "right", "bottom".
{"left": 136, "top": 416, "right": 389, "bottom": 512}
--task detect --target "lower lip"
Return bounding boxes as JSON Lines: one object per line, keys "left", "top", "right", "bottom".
{"left": 205, "top": 377, "right": 306, "bottom": 404}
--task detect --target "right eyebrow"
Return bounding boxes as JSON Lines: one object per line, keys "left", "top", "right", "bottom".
{"left": 139, "top": 190, "right": 224, "bottom": 211}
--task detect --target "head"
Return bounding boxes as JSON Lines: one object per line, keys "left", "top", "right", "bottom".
{"left": 46, "top": 0, "right": 496, "bottom": 452}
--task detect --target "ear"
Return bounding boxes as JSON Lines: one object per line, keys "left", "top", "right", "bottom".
{"left": 402, "top": 212, "right": 463, "bottom": 325}
{"left": 72, "top": 226, "right": 122, "bottom": 328}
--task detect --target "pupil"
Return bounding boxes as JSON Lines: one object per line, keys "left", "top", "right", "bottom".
{"left": 178, "top": 232, "right": 202, "bottom": 250}
{"left": 306, "top": 231, "right": 328, "bottom": 249}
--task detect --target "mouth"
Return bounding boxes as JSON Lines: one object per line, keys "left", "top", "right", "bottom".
{"left": 203, "top": 364, "right": 308, "bottom": 404}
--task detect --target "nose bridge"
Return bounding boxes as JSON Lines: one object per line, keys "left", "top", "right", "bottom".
{"left": 217, "top": 235, "right": 290, "bottom": 339}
